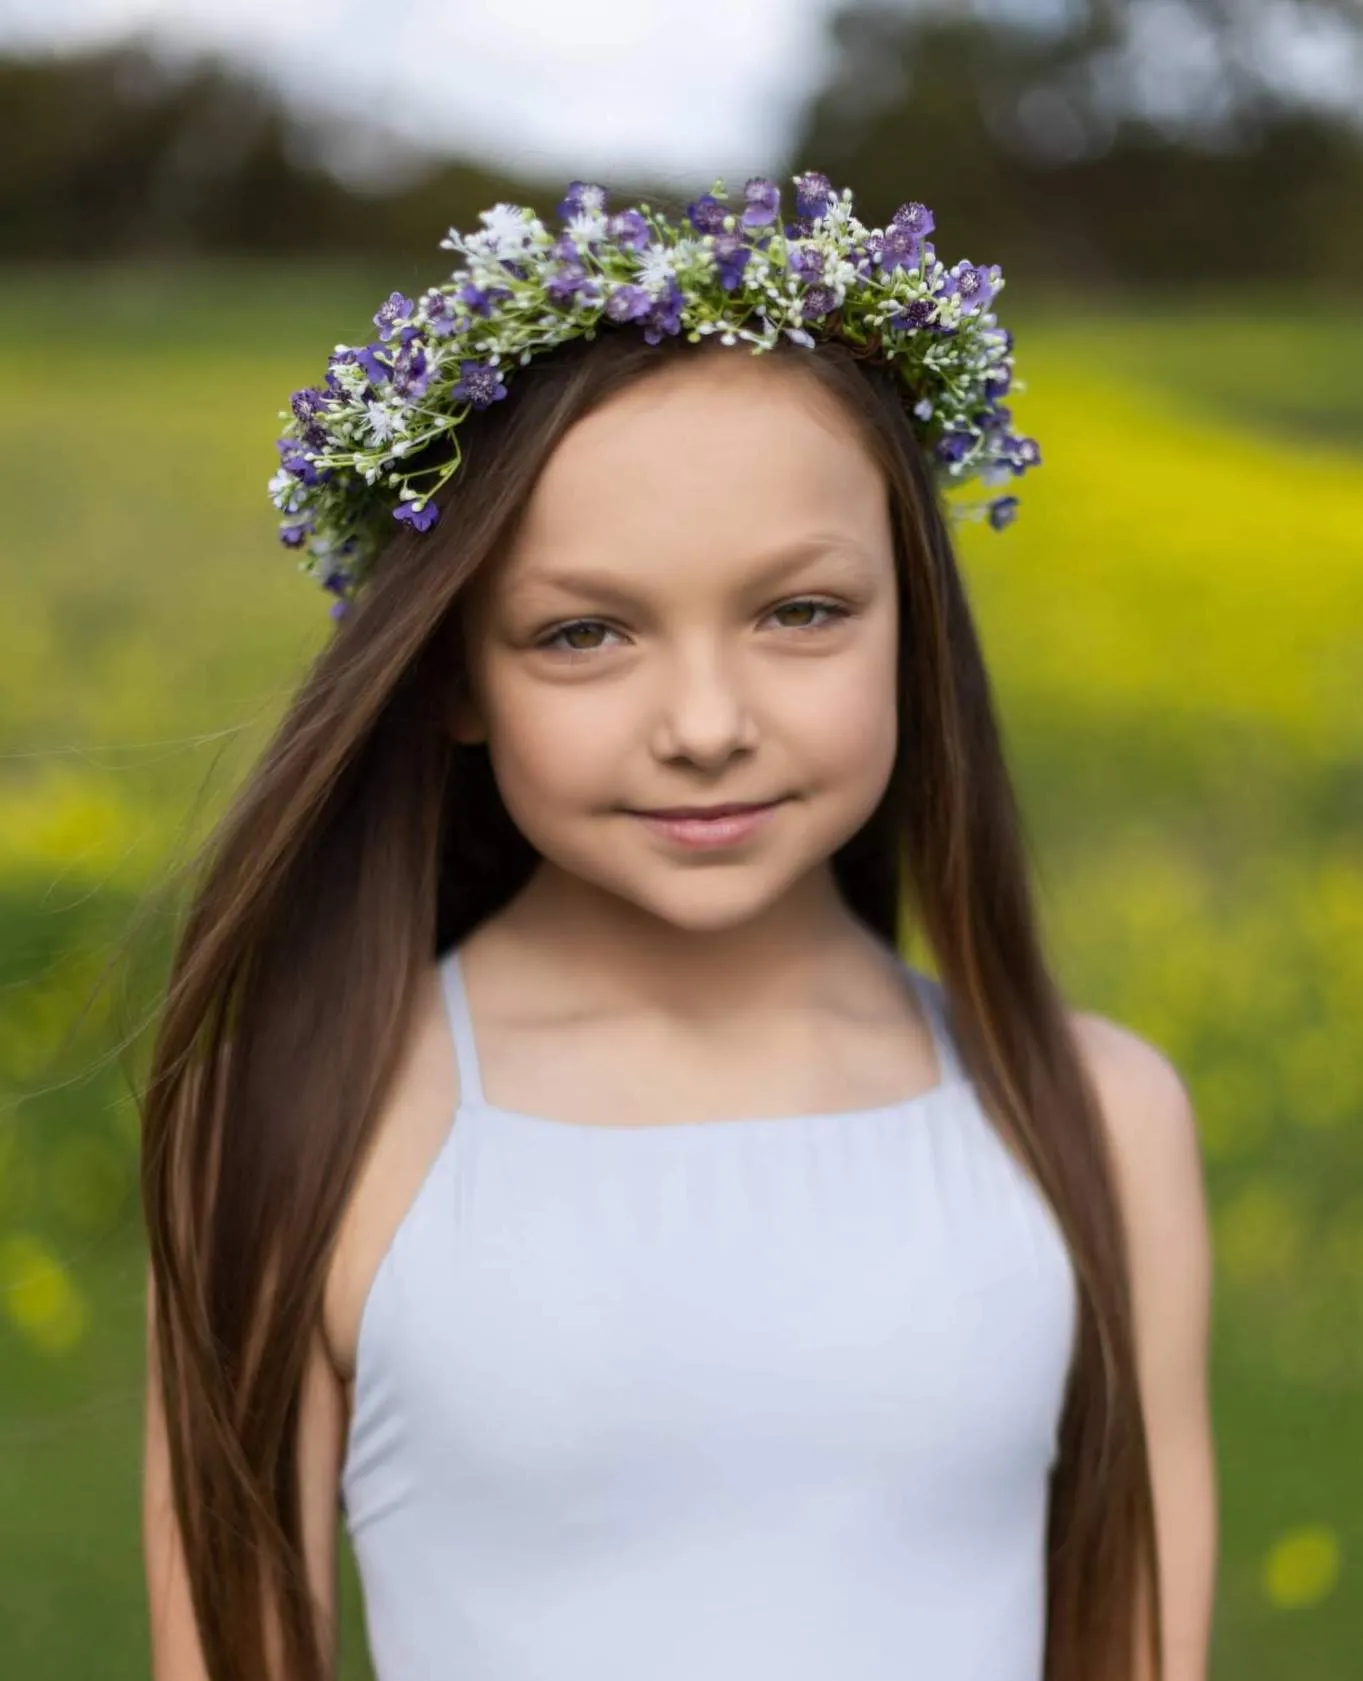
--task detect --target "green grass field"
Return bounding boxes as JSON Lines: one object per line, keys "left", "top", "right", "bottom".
{"left": 0, "top": 264, "right": 1359, "bottom": 1678}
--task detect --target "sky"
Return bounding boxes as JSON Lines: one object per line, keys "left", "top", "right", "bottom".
{"left": 1, "top": 0, "right": 1357, "bottom": 184}
{"left": 0, "top": 0, "right": 845, "bottom": 184}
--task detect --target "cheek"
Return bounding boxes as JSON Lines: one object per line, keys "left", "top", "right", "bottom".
{"left": 780, "top": 635, "right": 899, "bottom": 786}
{"left": 483, "top": 679, "right": 636, "bottom": 807}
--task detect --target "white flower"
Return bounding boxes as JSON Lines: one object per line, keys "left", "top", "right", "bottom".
{"left": 268, "top": 468, "right": 306, "bottom": 513}
{"left": 475, "top": 202, "right": 541, "bottom": 258}
{"left": 362, "top": 400, "right": 409, "bottom": 447}
{"left": 328, "top": 361, "right": 368, "bottom": 399}
{"left": 565, "top": 210, "right": 609, "bottom": 247}
{"left": 634, "top": 242, "right": 678, "bottom": 296}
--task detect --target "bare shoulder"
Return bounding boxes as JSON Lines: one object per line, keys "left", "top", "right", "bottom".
{"left": 1065, "top": 1009, "right": 1207, "bottom": 1223}
{"left": 1064, "top": 1006, "right": 1215, "bottom": 1385}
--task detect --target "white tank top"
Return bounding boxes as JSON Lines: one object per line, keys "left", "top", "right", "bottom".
{"left": 341, "top": 943, "right": 1078, "bottom": 1680}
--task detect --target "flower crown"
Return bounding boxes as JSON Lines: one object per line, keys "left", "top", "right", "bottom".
{"left": 270, "top": 171, "right": 1042, "bottom": 619}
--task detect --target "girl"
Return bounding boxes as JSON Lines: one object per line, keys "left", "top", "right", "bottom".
{"left": 140, "top": 175, "right": 1216, "bottom": 1681}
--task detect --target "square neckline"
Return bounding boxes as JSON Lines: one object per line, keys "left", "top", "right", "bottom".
{"left": 440, "top": 943, "right": 968, "bottom": 1136}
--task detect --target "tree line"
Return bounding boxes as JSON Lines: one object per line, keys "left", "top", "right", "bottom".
{"left": 3, "top": 3, "right": 1361, "bottom": 291}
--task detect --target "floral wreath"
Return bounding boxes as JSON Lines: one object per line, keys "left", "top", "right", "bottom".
{"left": 269, "top": 171, "right": 1043, "bottom": 619}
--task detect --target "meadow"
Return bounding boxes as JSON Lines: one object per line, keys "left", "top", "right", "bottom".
{"left": 0, "top": 264, "right": 1359, "bottom": 1678}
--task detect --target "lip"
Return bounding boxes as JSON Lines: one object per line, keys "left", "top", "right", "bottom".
{"left": 629, "top": 798, "right": 786, "bottom": 851}
{"left": 631, "top": 799, "right": 784, "bottom": 819}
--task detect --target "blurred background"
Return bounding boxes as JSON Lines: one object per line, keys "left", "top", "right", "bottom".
{"left": 0, "top": 1, "right": 1359, "bottom": 1675}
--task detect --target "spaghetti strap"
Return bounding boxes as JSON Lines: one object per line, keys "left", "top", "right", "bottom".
{"left": 439, "top": 947, "right": 486, "bottom": 1110}
{"left": 903, "top": 962, "right": 966, "bottom": 1088}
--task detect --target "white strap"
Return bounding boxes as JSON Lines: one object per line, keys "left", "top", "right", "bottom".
{"left": 904, "top": 964, "right": 966, "bottom": 1087}
{"left": 440, "top": 948, "right": 486, "bottom": 1109}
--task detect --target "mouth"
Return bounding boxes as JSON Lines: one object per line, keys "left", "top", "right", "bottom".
{"left": 625, "top": 798, "right": 789, "bottom": 851}
{"left": 628, "top": 798, "right": 787, "bottom": 819}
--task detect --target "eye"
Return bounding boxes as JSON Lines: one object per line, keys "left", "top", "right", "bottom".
{"left": 535, "top": 618, "right": 624, "bottom": 654}
{"left": 768, "top": 597, "right": 852, "bottom": 632}
{"left": 533, "top": 598, "right": 852, "bottom": 657}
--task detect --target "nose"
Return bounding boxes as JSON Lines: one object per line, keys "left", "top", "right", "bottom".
{"left": 651, "top": 643, "right": 759, "bottom": 766}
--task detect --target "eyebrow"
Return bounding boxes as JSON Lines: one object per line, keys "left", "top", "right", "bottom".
{"left": 514, "top": 538, "right": 876, "bottom": 604}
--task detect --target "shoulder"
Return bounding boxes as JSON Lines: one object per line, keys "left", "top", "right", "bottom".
{"left": 1065, "top": 1009, "right": 1205, "bottom": 1215}
{"left": 1067, "top": 1009, "right": 1196, "bottom": 1153}
{"left": 1064, "top": 1007, "right": 1214, "bottom": 1366}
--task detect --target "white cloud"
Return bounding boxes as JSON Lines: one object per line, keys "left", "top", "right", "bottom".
{"left": 0, "top": 0, "right": 836, "bottom": 181}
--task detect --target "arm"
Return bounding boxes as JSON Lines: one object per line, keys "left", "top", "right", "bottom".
{"left": 143, "top": 1262, "right": 346, "bottom": 1679}
{"left": 1072, "top": 1013, "right": 1220, "bottom": 1681}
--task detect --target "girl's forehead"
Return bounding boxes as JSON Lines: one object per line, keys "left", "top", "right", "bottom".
{"left": 518, "top": 377, "right": 884, "bottom": 542}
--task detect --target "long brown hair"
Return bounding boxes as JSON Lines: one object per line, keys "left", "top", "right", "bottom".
{"left": 139, "top": 324, "right": 1162, "bottom": 1681}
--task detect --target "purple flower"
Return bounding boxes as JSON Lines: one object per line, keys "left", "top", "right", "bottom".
{"left": 322, "top": 569, "right": 349, "bottom": 596}
{"left": 642, "top": 277, "right": 685, "bottom": 344}
{"left": 606, "top": 208, "right": 651, "bottom": 250}
{"left": 546, "top": 261, "right": 600, "bottom": 306}
{"left": 787, "top": 242, "right": 825, "bottom": 282}
{"left": 940, "top": 261, "right": 1001, "bottom": 314}
{"left": 290, "top": 387, "right": 327, "bottom": 426}
{"left": 354, "top": 342, "right": 394, "bottom": 388}
{"left": 605, "top": 283, "right": 653, "bottom": 323}
{"left": 801, "top": 284, "right": 838, "bottom": 320}
{"left": 851, "top": 230, "right": 883, "bottom": 278}
{"left": 983, "top": 368, "right": 1012, "bottom": 400}
{"left": 391, "top": 339, "right": 431, "bottom": 400}
{"left": 988, "top": 496, "right": 1020, "bottom": 531}
{"left": 279, "top": 520, "right": 312, "bottom": 548}
{"left": 452, "top": 359, "right": 508, "bottom": 409}
{"left": 741, "top": 177, "right": 781, "bottom": 229}
{"left": 889, "top": 298, "right": 936, "bottom": 332}
{"left": 977, "top": 403, "right": 1011, "bottom": 434}
{"left": 712, "top": 233, "right": 751, "bottom": 291}
{"left": 891, "top": 201, "right": 935, "bottom": 240}
{"left": 1009, "top": 436, "right": 1042, "bottom": 472}
{"left": 792, "top": 170, "right": 835, "bottom": 222}
{"left": 686, "top": 193, "right": 729, "bottom": 235}
{"left": 276, "top": 438, "right": 325, "bottom": 485}
{"left": 934, "top": 429, "right": 975, "bottom": 465}
{"left": 394, "top": 498, "right": 441, "bottom": 532}
{"left": 422, "top": 291, "right": 459, "bottom": 337}
{"left": 457, "top": 280, "right": 510, "bottom": 318}
{"left": 879, "top": 223, "right": 923, "bottom": 273}
{"left": 557, "top": 180, "right": 608, "bottom": 221}
{"left": 373, "top": 291, "right": 414, "bottom": 342}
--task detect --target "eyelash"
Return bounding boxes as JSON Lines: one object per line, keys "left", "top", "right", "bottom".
{"left": 534, "top": 598, "right": 853, "bottom": 656}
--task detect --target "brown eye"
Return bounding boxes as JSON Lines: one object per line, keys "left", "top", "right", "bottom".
{"left": 537, "top": 619, "right": 620, "bottom": 653}
{"left": 769, "top": 598, "right": 850, "bottom": 631}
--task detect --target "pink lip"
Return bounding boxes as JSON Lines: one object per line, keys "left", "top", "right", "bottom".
{"left": 630, "top": 800, "right": 785, "bottom": 850}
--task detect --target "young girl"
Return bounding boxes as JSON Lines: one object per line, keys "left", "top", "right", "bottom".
{"left": 140, "top": 174, "right": 1216, "bottom": 1681}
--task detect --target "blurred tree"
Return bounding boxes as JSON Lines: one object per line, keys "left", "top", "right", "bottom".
{"left": 2, "top": 6, "right": 1360, "bottom": 290}
{"left": 788, "top": 0, "right": 1363, "bottom": 288}
{"left": 0, "top": 41, "right": 570, "bottom": 265}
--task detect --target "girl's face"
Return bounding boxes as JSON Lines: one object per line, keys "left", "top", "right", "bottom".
{"left": 454, "top": 348, "right": 900, "bottom": 936}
